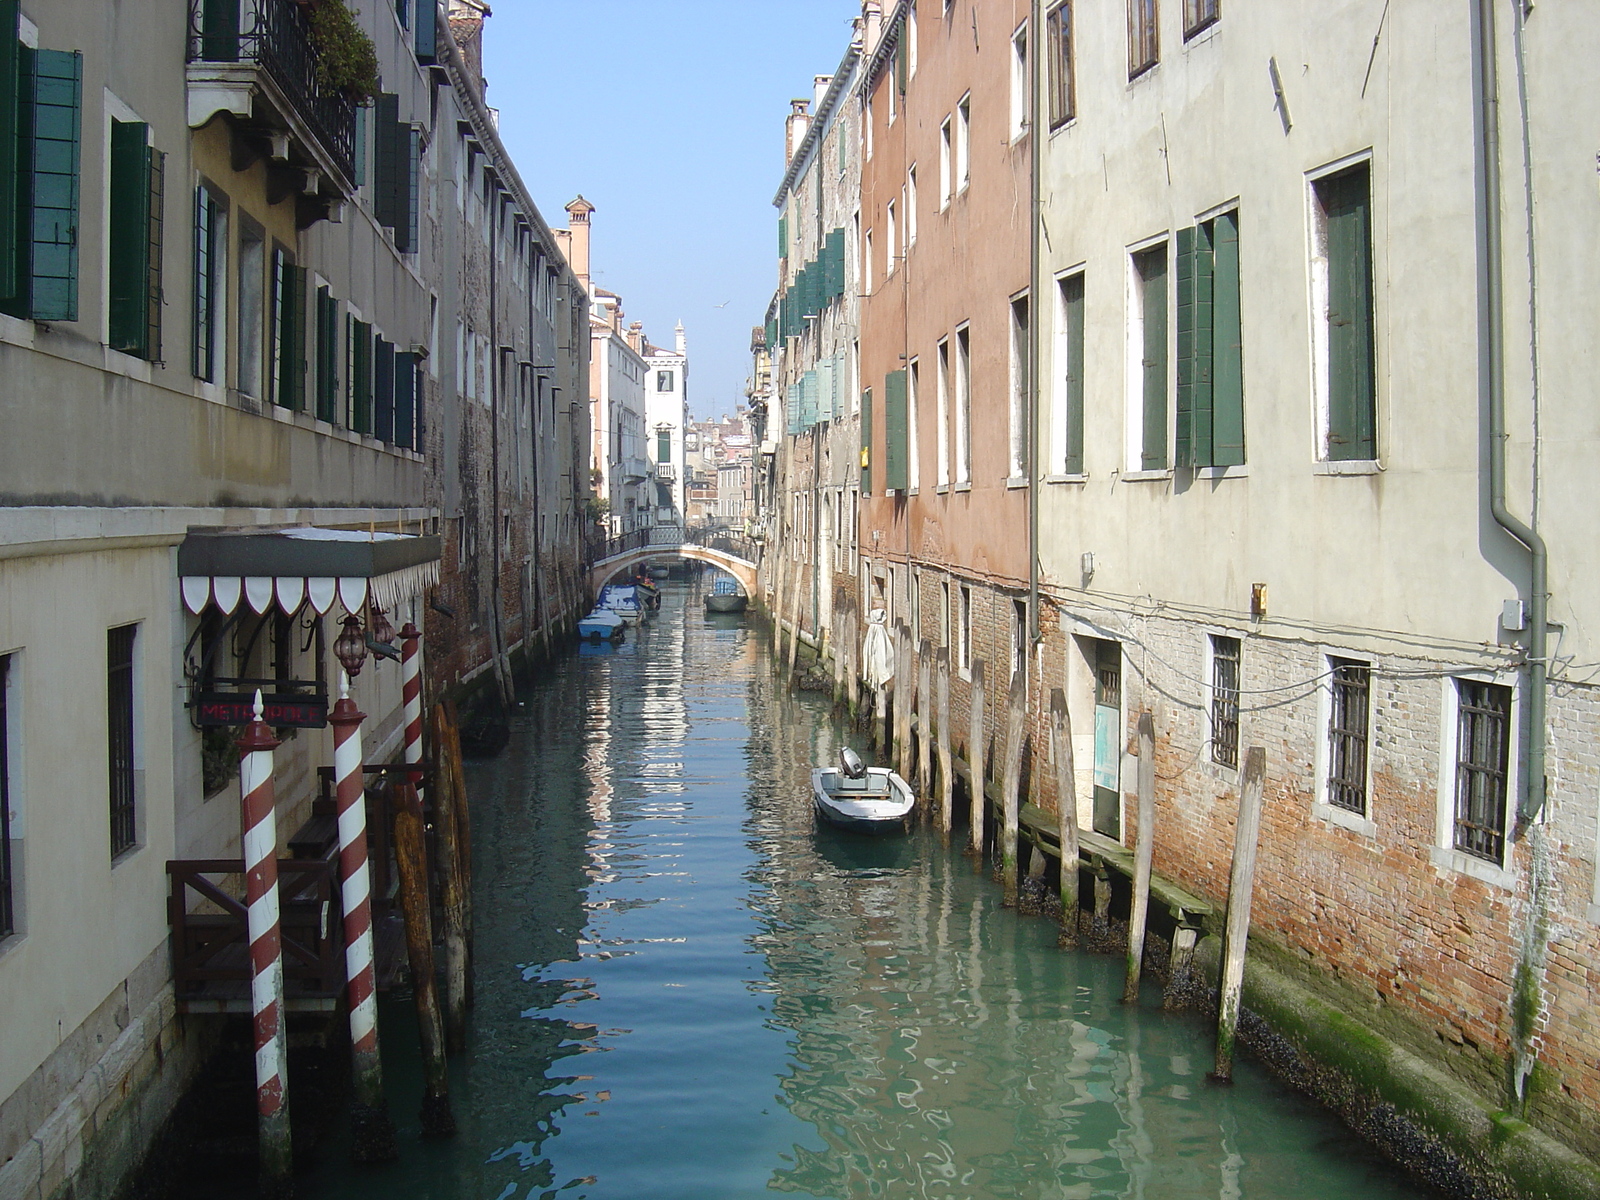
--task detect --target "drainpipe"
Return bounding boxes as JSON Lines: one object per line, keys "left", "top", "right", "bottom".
{"left": 1475, "top": 0, "right": 1547, "bottom": 827}
{"left": 1026, "top": 0, "right": 1044, "bottom": 646}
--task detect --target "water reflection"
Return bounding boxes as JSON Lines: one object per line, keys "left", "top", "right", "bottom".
{"left": 304, "top": 578, "right": 1428, "bottom": 1200}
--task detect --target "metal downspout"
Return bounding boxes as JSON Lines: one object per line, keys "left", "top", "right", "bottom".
{"left": 1026, "top": 0, "right": 1044, "bottom": 646}
{"left": 1475, "top": 0, "right": 1547, "bottom": 827}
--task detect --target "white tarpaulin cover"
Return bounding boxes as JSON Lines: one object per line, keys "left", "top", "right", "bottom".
{"left": 862, "top": 608, "right": 894, "bottom": 690}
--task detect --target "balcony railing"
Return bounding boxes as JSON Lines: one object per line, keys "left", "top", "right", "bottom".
{"left": 187, "top": 0, "right": 356, "bottom": 185}
{"left": 654, "top": 461, "right": 677, "bottom": 481}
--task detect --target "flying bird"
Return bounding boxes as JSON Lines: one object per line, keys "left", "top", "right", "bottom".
{"left": 714, "top": 300, "right": 731, "bottom": 308}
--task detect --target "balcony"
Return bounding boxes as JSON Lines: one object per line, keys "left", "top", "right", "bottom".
{"left": 621, "top": 456, "right": 651, "bottom": 483}
{"left": 655, "top": 461, "right": 677, "bottom": 482}
{"left": 186, "top": 0, "right": 357, "bottom": 211}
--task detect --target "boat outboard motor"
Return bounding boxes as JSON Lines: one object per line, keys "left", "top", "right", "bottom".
{"left": 840, "top": 747, "right": 868, "bottom": 780}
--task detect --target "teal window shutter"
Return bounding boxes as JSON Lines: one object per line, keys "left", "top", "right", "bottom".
{"left": 825, "top": 227, "right": 845, "bottom": 299}
{"left": 374, "top": 336, "right": 395, "bottom": 441}
{"left": 778, "top": 215, "right": 787, "bottom": 260}
{"left": 1211, "top": 210, "right": 1245, "bottom": 465}
{"left": 802, "top": 368, "right": 818, "bottom": 427}
{"left": 192, "top": 187, "right": 218, "bottom": 380}
{"left": 353, "top": 104, "right": 366, "bottom": 187}
{"left": 414, "top": 0, "right": 438, "bottom": 64}
{"left": 884, "top": 368, "right": 908, "bottom": 490}
{"left": 1174, "top": 222, "right": 1213, "bottom": 467}
{"left": 373, "top": 93, "right": 400, "bottom": 231}
{"left": 398, "top": 125, "right": 420, "bottom": 253}
{"left": 0, "top": 0, "right": 20, "bottom": 300}
{"left": 276, "top": 261, "right": 306, "bottom": 410}
{"left": 1061, "top": 272, "right": 1084, "bottom": 475}
{"left": 25, "top": 49, "right": 82, "bottom": 323}
{"left": 315, "top": 285, "right": 337, "bottom": 422}
{"left": 108, "top": 121, "right": 152, "bottom": 355}
{"left": 1323, "top": 168, "right": 1375, "bottom": 460}
{"left": 352, "top": 318, "right": 373, "bottom": 433}
{"left": 1137, "top": 245, "right": 1168, "bottom": 470}
{"left": 860, "top": 386, "right": 873, "bottom": 494}
{"left": 394, "top": 351, "right": 415, "bottom": 447}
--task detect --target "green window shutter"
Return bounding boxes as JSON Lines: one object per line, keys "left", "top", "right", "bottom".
{"left": 315, "top": 286, "right": 337, "bottom": 421}
{"left": 0, "top": 0, "right": 19, "bottom": 299}
{"left": 825, "top": 227, "right": 845, "bottom": 299}
{"left": 1211, "top": 210, "right": 1245, "bottom": 466}
{"left": 765, "top": 315, "right": 777, "bottom": 353}
{"left": 276, "top": 262, "right": 306, "bottom": 410}
{"left": 394, "top": 351, "right": 415, "bottom": 447}
{"left": 199, "top": 0, "right": 241, "bottom": 62}
{"left": 399, "top": 126, "right": 420, "bottom": 253}
{"left": 884, "top": 368, "right": 908, "bottom": 491}
{"left": 778, "top": 215, "right": 787, "bottom": 260}
{"left": 1324, "top": 168, "right": 1375, "bottom": 460}
{"left": 802, "top": 369, "right": 817, "bottom": 427}
{"left": 145, "top": 148, "right": 165, "bottom": 362}
{"left": 192, "top": 188, "right": 216, "bottom": 380}
{"left": 797, "top": 263, "right": 811, "bottom": 318}
{"left": 374, "top": 336, "right": 395, "bottom": 442}
{"left": 415, "top": 0, "right": 438, "bottom": 64}
{"left": 1061, "top": 272, "right": 1084, "bottom": 475}
{"left": 1174, "top": 223, "right": 1213, "bottom": 468}
{"left": 817, "top": 358, "right": 835, "bottom": 422}
{"left": 657, "top": 429, "right": 671, "bottom": 461}
{"left": 108, "top": 121, "right": 151, "bottom": 355}
{"left": 1138, "top": 246, "right": 1168, "bottom": 470}
{"left": 353, "top": 104, "right": 366, "bottom": 188}
{"left": 352, "top": 318, "right": 373, "bottom": 433}
{"left": 860, "top": 386, "right": 873, "bottom": 494}
{"left": 26, "top": 49, "right": 81, "bottom": 323}
{"left": 373, "top": 93, "right": 400, "bottom": 231}
{"left": 896, "top": 31, "right": 908, "bottom": 95}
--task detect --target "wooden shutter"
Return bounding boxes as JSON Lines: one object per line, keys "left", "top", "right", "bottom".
{"left": 26, "top": 49, "right": 81, "bottom": 323}
{"left": 801, "top": 368, "right": 818, "bottom": 427}
{"left": 1211, "top": 210, "right": 1245, "bottom": 466}
{"left": 200, "top": 0, "right": 241, "bottom": 62}
{"left": 777, "top": 215, "right": 787, "bottom": 260}
{"left": 145, "top": 148, "right": 164, "bottom": 362}
{"left": 374, "top": 337, "right": 396, "bottom": 442}
{"left": 414, "top": 0, "right": 438, "bottom": 64}
{"left": 1174, "top": 223, "right": 1213, "bottom": 467}
{"left": 352, "top": 318, "right": 373, "bottom": 433}
{"left": 192, "top": 188, "right": 216, "bottom": 380}
{"left": 394, "top": 350, "right": 415, "bottom": 447}
{"left": 825, "top": 227, "right": 845, "bottom": 299}
{"left": 0, "top": 0, "right": 19, "bottom": 299}
{"left": 315, "top": 286, "right": 337, "bottom": 422}
{"left": 884, "top": 368, "right": 908, "bottom": 491}
{"left": 1324, "top": 168, "right": 1375, "bottom": 460}
{"left": 1138, "top": 246, "right": 1167, "bottom": 470}
{"left": 860, "top": 386, "right": 873, "bottom": 495}
{"left": 373, "top": 93, "right": 400, "bottom": 232}
{"left": 1061, "top": 272, "right": 1084, "bottom": 475}
{"left": 399, "top": 126, "right": 420, "bottom": 253}
{"left": 108, "top": 121, "right": 151, "bottom": 355}
{"left": 276, "top": 262, "right": 306, "bottom": 410}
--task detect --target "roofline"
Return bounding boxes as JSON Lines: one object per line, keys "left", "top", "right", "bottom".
{"left": 771, "top": 35, "right": 865, "bottom": 207}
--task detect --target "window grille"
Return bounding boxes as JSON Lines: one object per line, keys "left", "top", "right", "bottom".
{"left": 108, "top": 625, "right": 138, "bottom": 858}
{"left": 1326, "top": 658, "right": 1370, "bottom": 813}
{"left": 1454, "top": 680, "right": 1510, "bottom": 863}
{"left": 1210, "top": 635, "right": 1240, "bottom": 768}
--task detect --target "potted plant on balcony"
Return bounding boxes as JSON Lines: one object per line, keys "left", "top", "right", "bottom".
{"left": 303, "top": 0, "right": 381, "bottom": 102}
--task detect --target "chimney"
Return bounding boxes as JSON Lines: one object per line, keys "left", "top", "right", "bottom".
{"left": 674, "top": 321, "right": 686, "bottom": 356}
{"left": 813, "top": 74, "right": 832, "bottom": 112}
{"left": 863, "top": 0, "right": 884, "bottom": 56}
{"left": 564, "top": 195, "right": 594, "bottom": 294}
{"left": 626, "top": 322, "right": 644, "bottom": 355}
{"left": 785, "top": 99, "right": 811, "bottom": 165}
{"left": 448, "top": 1, "right": 492, "bottom": 97}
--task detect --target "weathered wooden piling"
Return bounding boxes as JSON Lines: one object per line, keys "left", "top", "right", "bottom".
{"left": 1092, "top": 862, "right": 1112, "bottom": 943}
{"left": 936, "top": 650, "right": 953, "bottom": 837}
{"left": 917, "top": 640, "right": 933, "bottom": 800}
{"left": 391, "top": 782, "right": 457, "bottom": 1136}
{"left": 1123, "top": 712, "right": 1156, "bottom": 1004}
{"left": 1049, "top": 688, "right": 1080, "bottom": 945}
{"left": 895, "top": 623, "right": 913, "bottom": 780}
{"left": 784, "top": 563, "right": 804, "bottom": 682}
{"left": 1000, "top": 671, "right": 1026, "bottom": 906}
{"left": 440, "top": 701, "right": 474, "bottom": 1002}
{"left": 1214, "top": 746, "right": 1266, "bottom": 1082}
{"left": 967, "top": 660, "right": 986, "bottom": 859}
{"left": 432, "top": 706, "right": 470, "bottom": 1052}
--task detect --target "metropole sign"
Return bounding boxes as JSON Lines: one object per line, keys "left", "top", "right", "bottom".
{"left": 194, "top": 692, "right": 329, "bottom": 728}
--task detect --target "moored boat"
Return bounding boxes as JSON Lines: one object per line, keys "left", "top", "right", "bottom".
{"left": 704, "top": 575, "right": 747, "bottom": 613}
{"left": 599, "top": 583, "right": 647, "bottom": 625}
{"left": 578, "top": 607, "right": 625, "bottom": 642}
{"left": 811, "top": 748, "right": 915, "bottom": 835}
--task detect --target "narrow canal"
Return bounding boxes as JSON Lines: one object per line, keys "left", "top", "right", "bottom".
{"left": 307, "top": 579, "right": 1436, "bottom": 1200}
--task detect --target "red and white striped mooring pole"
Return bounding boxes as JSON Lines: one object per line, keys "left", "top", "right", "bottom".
{"left": 238, "top": 691, "right": 292, "bottom": 1196}
{"left": 400, "top": 622, "right": 423, "bottom": 798}
{"left": 329, "top": 670, "right": 397, "bottom": 1161}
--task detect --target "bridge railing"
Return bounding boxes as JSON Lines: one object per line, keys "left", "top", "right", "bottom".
{"left": 686, "top": 523, "right": 763, "bottom": 566}
{"left": 590, "top": 524, "right": 763, "bottom": 569}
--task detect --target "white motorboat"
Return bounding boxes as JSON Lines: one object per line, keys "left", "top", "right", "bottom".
{"left": 811, "top": 748, "right": 915, "bottom": 835}
{"left": 599, "top": 583, "right": 647, "bottom": 626}
{"left": 577, "top": 607, "right": 625, "bottom": 642}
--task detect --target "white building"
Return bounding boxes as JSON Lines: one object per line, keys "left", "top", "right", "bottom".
{"left": 643, "top": 323, "right": 690, "bottom": 529}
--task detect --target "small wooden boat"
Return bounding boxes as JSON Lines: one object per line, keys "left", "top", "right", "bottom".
{"left": 704, "top": 576, "right": 747, "bottom": 613}
{"left": 599, "top": 584, "right": 646, "bottom": 626}
{"left": 633, "top": 576, "right": 661, "bottom": 609}
{"left": 811, "top": 748, "right": 914, "bottom": 835}
{"left": 577, "top": 608, "right": 625, "bottom": 642}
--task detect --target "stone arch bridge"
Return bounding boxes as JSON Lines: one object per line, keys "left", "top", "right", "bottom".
{"left": 587, "top": 532, "right": 761, "bottom": 597}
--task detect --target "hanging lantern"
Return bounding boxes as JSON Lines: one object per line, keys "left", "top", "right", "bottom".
{"left": 369, "top": 604, "right": 395, "bottom": 646}
{"left": 335, "top": 613, "right": 368, "bottom": 678}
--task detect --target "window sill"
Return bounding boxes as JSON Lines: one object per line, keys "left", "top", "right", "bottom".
{"left": 1196, "top": 464, "right": 1247, "bottom": 481}
{"left": 1005, "top": 476, "right": 1028, "bottom": 489}
{"left": 1045, "top": 473, "right": 1089, "bottom": 485}
{"left": 1312, "top": 801, "right": 1376, "bottom": 839}
{"left": 1429, "top": 845, "right": 1514, "bottom": 890}
{"left": 1314, "top": 459, "right": 1383, "bottom": 476}
{"left": 1119, "top": 469, "right": 1171, "bottom": 482}
{"left": 935, "top": 484, "right": 950, "bottom": 495}
{"left": 103, "top": 347, "right": 155, "bottom": 383}
{"left": 953, "top": 481, "right": 972, "bottom": 493}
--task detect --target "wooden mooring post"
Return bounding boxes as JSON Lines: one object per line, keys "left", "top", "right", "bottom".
{"left": 433, "top": 705, "right": 471, "bottom": 1052}
{"left": 1000, "top": 671, "right": 1026, "bottom": 906}
{"left": 1214, "top": 746, "right": 1266, "bottom": 1082}
{"left": 967, "top": 660, "right": 986, "bottom": 860}
{"left": 917, "top": 640, "right": 933, "bottom": 801}
{"left": 1123, "top": 712, "right": 1156, "bottom": 1004}
{"left": 895, "top": 623, "right": 913, "bottom": 780}
{"left": 1049, "top": 689, "right": 1080, "bottom": 945}
{"left": 936, "top": 650, "right": 953, "bottom": 837}
{"left": 784, "top": 562, "right": 804, "bottom": 682}
{"left": 391, "top": 782, "right": 457, "bottom": 1136}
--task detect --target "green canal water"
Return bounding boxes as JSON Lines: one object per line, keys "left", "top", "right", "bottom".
{"left": 306, "top": 579, "right": 1436, "bottom": 1200}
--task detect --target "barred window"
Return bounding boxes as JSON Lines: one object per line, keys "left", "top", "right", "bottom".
{"left": 1210, "top": 635, "right": 1240, "bottom": 768}
{"left": 1325, "top": 659, "right": 1370, "bottom": 813}
{"left": 108, "top": 625, "right": 138, "bottom": 858}
{"left": 1454, "top": 680, "right": 1511, "bottom": 864}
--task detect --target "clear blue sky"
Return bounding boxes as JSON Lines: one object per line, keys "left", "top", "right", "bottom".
{"left": 482, "top": 1, "right": 861, "bottom": 422}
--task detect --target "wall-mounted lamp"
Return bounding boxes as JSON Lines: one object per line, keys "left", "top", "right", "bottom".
{"left": 1080, "top": 551, "right": 1096, "bottom": 585}
{"left": 1251, "top": 583, "right": 1268, "bottom": 621}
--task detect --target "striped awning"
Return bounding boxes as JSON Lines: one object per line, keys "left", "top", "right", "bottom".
{"left": 178, "top": 527, "right": 441, "bottom": 618}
